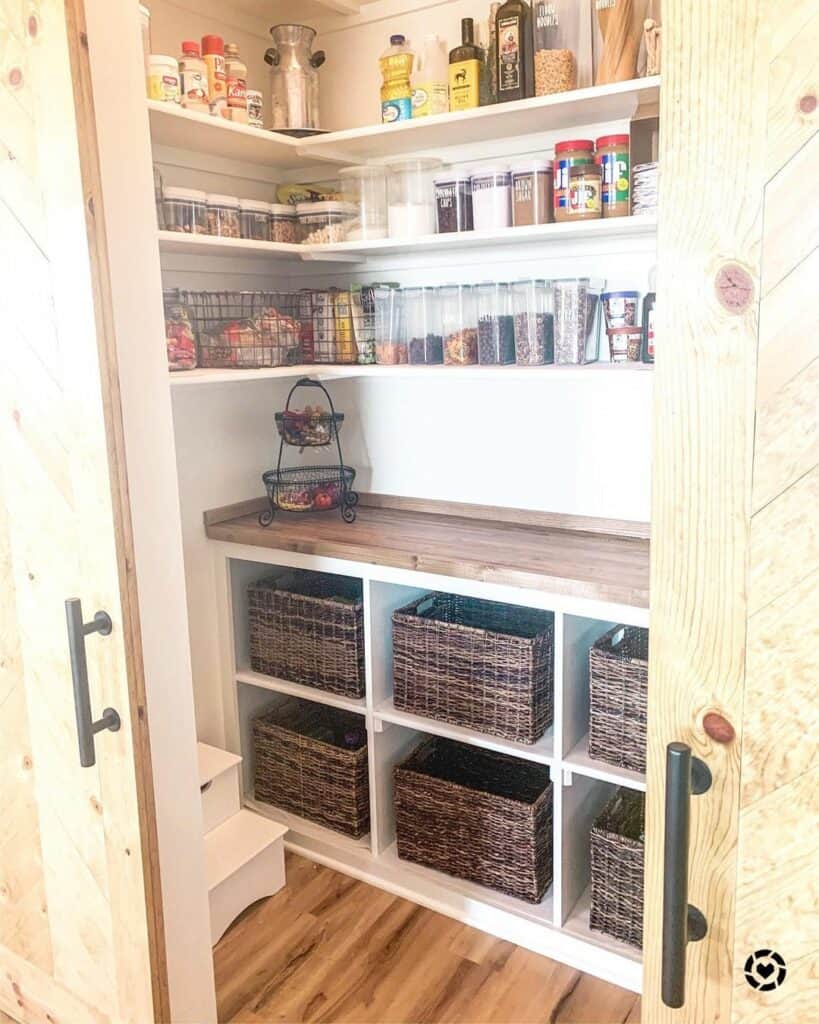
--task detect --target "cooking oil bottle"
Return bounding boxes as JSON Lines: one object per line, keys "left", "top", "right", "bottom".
{"left": 380, "top": 34, "right": 414, "bottom": 123}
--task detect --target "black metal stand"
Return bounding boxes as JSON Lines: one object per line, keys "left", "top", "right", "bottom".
{"left": 259, "top": 378, "right": 358, "bottom": 526}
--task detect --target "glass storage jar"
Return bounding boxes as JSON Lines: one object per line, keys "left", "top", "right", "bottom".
{"left": 470, "top": 168, "right": 513, "bottom": 230}
{"left": 553, "top": 277, "right": 603, "bottom": 364}
{"left": 163, "top": 186, "right": 208, "bottom": 234}
{"left": 206, "top": 193, "right": 241, "bottom": 237}
{"left": 595, "top": 134, "right": 630, "bottom": 217}
{"left": 511, "top": 161, "right": 553, "bottom": 226}
{"left": 512, "top": 279, "right": 554, "bottom": 364}
{"left": 567, "top": 162, "right": 602, "bottom": 220}
{"left": 404, "top": 286, "right": 443, "bottom": 364}
{"left": 239, "top": 198, "right": 271, "bottom": 240}
{"left": 386, "top": 158, "right": 441, "bottom": 238}
{"left": 339, "top": 166, "right": 388, "bottom": 240}
{"left": 297, "top": 201, "right": 358, "bottom": 244}
{"left": 269, "top": 203, "right": 298, "bottom": 243}
{"left": 374, "top": 285, "right": 407, "bottom": 364}
{"left": 533, "top": 0, "right": 583, "bottom": 95}
{"left": 440, "top": 284, "right": 478, "bottom": 365}
{"left": 476, "top": 282, "right": 515, "bottom": 364}
{"left": 553, "top": 139, "right": 594, "bottom": 222}
{"left": 434, "top": 170, "right": 474, "bottom": 233}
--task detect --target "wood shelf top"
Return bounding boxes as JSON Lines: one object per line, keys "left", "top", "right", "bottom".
{"left": 205, "top": 497, "right": 650, "bottom": 610}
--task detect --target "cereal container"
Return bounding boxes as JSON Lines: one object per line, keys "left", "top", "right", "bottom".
{"left": 374, "top": 286, "right": 407, "bottom": 364}
{"left": 553, "top": 277, "right": 603, "bottom": 364}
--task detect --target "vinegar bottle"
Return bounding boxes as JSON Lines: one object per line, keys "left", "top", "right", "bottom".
{"left": 495, "top": 0, "right": 534, "bottom": 102}
{"left": 448, "top": 18, "right": 481, "bottom": 111}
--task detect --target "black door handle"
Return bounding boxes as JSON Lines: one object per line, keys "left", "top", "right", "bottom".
{"left": 65, "top": 598, "right": 121, "bottom": 768}
{"left": 662, "top": 742, "right": 711, "bottom": 1008}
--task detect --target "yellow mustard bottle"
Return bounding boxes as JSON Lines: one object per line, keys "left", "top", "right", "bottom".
{"left": 449, "top": 18, "right": 481, "bottom": 111}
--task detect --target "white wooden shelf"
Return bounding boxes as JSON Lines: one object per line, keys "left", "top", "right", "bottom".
{"left": 375, "top": 698, "right": 554, "bottom": 765}
{"left": 236, "top": 668, "right": 366, "bottom": 715}
{"left": 563, "top": 885, "right": 643, "bottom": 967}
{"left": 170, "top": 361, "right": 653, "bottom": 388}
{"left": 157, "top": 230, "right": 306, "bottom": 261}
{"left": 564, "top": 733, "right": 647, "bottom": 792}
{"left": 149, "top": 78, "right": 659, "bottom": 170}
{"left": 204, "top": 808, "right": 288, "bottom": 893}
{"left": 245, "top": 795, "right": 371, "bottom": 853}
{"left": 197, "top": 741, "right": 242, "bottom": 788}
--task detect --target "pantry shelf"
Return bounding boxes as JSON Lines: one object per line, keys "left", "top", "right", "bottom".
{"left": 244, "top": 795, "right": 371, "bottom": 853}
{"left": 563, "top": 885, "right": 643, "bottom": 967}
{"left": 564, "top": 733, "right": 647, "bottom": 793}
{"left": 204, "top": 495, "right": 650, "bottom": 611}
{"left": 375, "top": 698, "right": 554, "bottom": 765}
{"left": 157, "top": 230, "right": 307, "bottom": 261}
{"left": 237, "top": 668, "right": 366, "bottom": 715}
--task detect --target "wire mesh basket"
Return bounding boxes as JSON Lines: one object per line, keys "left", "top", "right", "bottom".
{"left": 171, "top": 289, "right": 302, "bottom": 368}
{"left": 274, "top": 410, "right": 344, "bottom": 447}
{"left": 262, "top": 465, "right": 357, "bottom": 516}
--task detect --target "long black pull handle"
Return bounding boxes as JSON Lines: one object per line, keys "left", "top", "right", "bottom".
{"left": 65, "top": 598, "right": 121, "bottom": 768}
{"left": 662, "top": 742, "right": 711, "bottom": 1008}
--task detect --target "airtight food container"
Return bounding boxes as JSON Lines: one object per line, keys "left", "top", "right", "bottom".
{"left": 163, "top": 186, "right": 208, "bottom": 234}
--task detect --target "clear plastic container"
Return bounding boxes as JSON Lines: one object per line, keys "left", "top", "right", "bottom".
{"left": 440, "top": 284, "right": 478, "bottom": 365}
{"left": 339, "top": 166, "right": 388, "bottom": 240}
{"left": 269, "top": 203, "right": 298, "bottom": 244}
{"left": 476, "top": 282, "right": 515, "bottom": 364}
{"left": 512, "top": 279, "right": 554, "bottom": 365}
{"left": 470, "top": 168, "right": 513, "bottom": 230}
{"left": 297, "top": 201, "right": 358, "bottom": 244}
{"left": 239, "top": 199, "right": 271, "bottom": 240}
{"left": 434, "top": 171, "right": 474, "bottom": 233}
{"left": 386, "top": 158, "right": 441, "bottom": 238}
{"left": 533, "top": 0, "right": 581, "bottom": 95}
{"left": 404, "top": 286, "right": 443, "bottom": 364}
{"left": 351, "top": 284, "right": 376, "bottom": 364}
{"left": 553, "top": 277, "right": 603, "bottom": 364}
{"left": 163, "top": 186, "right": 208, "bottom": 234}
{"left": 206, "top": 193, "right": 240, "bottom": 237}
{"left": 373, "top": 285, "right": 407, "bottom": 364}
{"left": 511, "top": 162, "right": 554, "bottom": 226}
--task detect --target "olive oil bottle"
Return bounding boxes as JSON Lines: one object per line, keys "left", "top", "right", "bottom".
{"left": 449, "top": 18, "right": 481, "bottom": 111}
{"left": 495, "top": 0, "right": 534, "bottom": 102}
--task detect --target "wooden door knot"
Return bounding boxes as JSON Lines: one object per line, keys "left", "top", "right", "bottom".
{"left": 799, "top": 93, "right": 817, "bottom": 114}
{"left": 715, "top": 263, "right": 754, "bottom": 313}
{"left": 703, "top": 712, "right": 735, "bottom": 744}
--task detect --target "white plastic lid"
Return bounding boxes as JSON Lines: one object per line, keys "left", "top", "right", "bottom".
{"left": 385, "top": 158, "right": 443, "bottom": 173}
{"left": 433, "top": 169, "right": 472, "bottom": 184}
{"left": 206, "top": 193, "right": 240, "bottom": 208}
{"left": 511, "top": 160, "right": 554, "bottom": 175}
{"left": 295, "top": 200, "right": 358, "bottom": 216}
{"left": 163, "top": 186, "right": 207, "bottom": 202}
{"left": 339, "top": 165, "right": 386, "bottom": 180}
{"left": 470, "top": 166, "right": 511, "bottom": 181}
{"left": 269, "top": 203, "right": 297, "bottom": 216}
{"left": 239, "top": 198, "right": 271, "bottom": 213}
{"left": 149, "top": 54, "right": 177, "bottom": 68}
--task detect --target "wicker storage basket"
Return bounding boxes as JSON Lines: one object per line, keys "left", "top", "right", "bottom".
{"left": 248, "top": 571, "right": 364, "bottom": 699}
{"left": 253, "top": 698, "right": 370, "bottom": 838}
{"left": 392, "top": 594, "right": 554, "bottom": 745}
{"left": 588, "top": 626, "right": 649, "bottom": 773}
{"left": 590, "top": 788, "right": 645, "bottom": 948}
{"left": 394, "top": 737, "right": 553, "bottom": 902}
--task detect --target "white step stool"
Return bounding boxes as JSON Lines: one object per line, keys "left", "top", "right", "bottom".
{"left": 198, "top": 742, "right": 288, "bottom": 945}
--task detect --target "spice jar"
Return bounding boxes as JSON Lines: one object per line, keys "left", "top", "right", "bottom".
{"left": 434, "top": 171, "right": 474, "bottom": 233}
{"left": 296, "top": 201, "right": 358, "bottom": 244}
{"left": 440, "top": 284, "right": 478, "bottom": 365}
{"left": 339, "top": 166, "right": 388, "bottom": 241}
{"left": 148, "top": 54, "right": 180, "bottom": 102}
{"left": 511, "top": 161, "right": 553, "bottom": 226}
{"left": 512, "top": 279, "right": 554, "bottom": 364}
{"left": 404, "top": 286, "right": 443, "bottom": 364}
{"left": 239, "top": 199, "right": 271, "bottom": 240}
{"left": 269, "top": 203, "right": 298, "bottom": 243}
{"left": 553, "top": 139, "right": 594, "bottom": 222}
{"left": 567, "top": 163, "right": 602, "bottom": 220}
{"left": 246, "top": 89, "right": 264, "bottom": 128}
{"left": 206, "top": 194, "right": 241, "bottom": 237}
{"left": 533, "top": 0, "right": 580, "bottom": 95}
{"left": 476, "top": 282, "right": 516, "bottom": 364}
{"left": 596, "top": 134, "right": 630, "bottom": 217}
{"left": 471, "top": 168, "right": 513, "bottom": 231}
{"left": 553, "top": 277, "right": 603, "bottom": 364}
{"left": 374, "top": 285, "right": 407, "bottom": 364}
{"left": 163, "top": 186, "right": 208, "bottom": 234}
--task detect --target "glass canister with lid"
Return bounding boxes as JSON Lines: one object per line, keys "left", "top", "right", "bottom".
{"left": 440, "top": 284, "right": 478, "bottom": 365}
{"left": 386, "top": 158, "right": 442, "bottom": 238}
{"left": 206, "top": 194, "right": 241, "bottom": 237}
{"left": 338, "top": 165, "right": 388, "bottom": 240}
{"left": 239, "top": 198, "right": 271, "bottom": 240}
{"left": 553, "top": 139, "right": 594, "bottom": 222}
{"left": 296, "top": 201, "right": 359, "bottom": 244}
{"left": 163, "top": 187, "right": 208, "bottom": 234}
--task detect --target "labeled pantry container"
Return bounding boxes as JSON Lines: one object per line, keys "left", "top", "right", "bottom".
{"left": 471, "top": 167, "right": 513, "bottom": 230}
{"left": 512, "top": 279, "right": 554, "bottom": 365}
{"left": 339, "top": 166, "right": 388, "bottom": 240}
{"left": 206, "top": 194, "right": 241, "bottom": 237}
{"left": 532, "top": 0, "right": 587, "bottom": 95}
{"left": 434, "top": 170, "right": 474, "bottom": 233}
{"left": 239, "top": 199, "right": 271, "bottom": 241}
{"left": 269, "top": 204, "right": 298, "bottom": 243}
{"left": 476, "top": 281, "right": 516, "bottom": 364}
{"left": 404, "top": 286, "right": 443, "bottom": 364}
{"left": 386, "top": 158, "right": 441, "bottom": 238}
{"left": 511, "top": 161, "right": 554, "bottom": 226}
{"left": 440, "top": 283, "right": 478, "bottom": 365}
{"left": 163, "top": 186, "right": 208, "bottom": 234}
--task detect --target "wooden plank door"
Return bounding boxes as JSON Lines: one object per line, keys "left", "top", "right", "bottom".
{"left": 0, "top": 1, "right": 166, "bottom": 1021}
{"left": 642, "top": 1, "right": 818, "bottom": 1021}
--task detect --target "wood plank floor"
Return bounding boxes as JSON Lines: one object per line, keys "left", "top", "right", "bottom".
{"left": 214, "top": 855, "right": 641, "bottom": 1024}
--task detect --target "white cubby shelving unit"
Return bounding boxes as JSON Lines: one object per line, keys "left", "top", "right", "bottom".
{"left": 210, "top": 534, "right": 647, "bottom": 993}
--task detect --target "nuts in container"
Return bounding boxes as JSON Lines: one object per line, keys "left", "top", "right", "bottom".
{"left": 440, "top": 284, "right": 478, "bottom": 366}
{"left": 532, "top": 0, "right": 580, "bottom": 95}
{"left": 206, "top": 193, "right": 241, "bottom": 237}
{"left": 297, "top": 201, "right": 359, "bottom": 244}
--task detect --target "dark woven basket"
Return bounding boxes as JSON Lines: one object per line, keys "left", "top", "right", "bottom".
{"left": 253, "top": 698, "right": 370, "bottom": 838}
{"left": 590, "top": 788, "right": 645, "bottom": 948}
{"left": 392, "top": 594, "right": 554, "bottom": 744}
{"left": 588, "top": 626, "right": 649, "bottom": 773}
{"left": 394, "top": 737, "right": 553, "bottom": 902}
{"left": 248, "top": 571, "right": 364, "bottom": 698}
